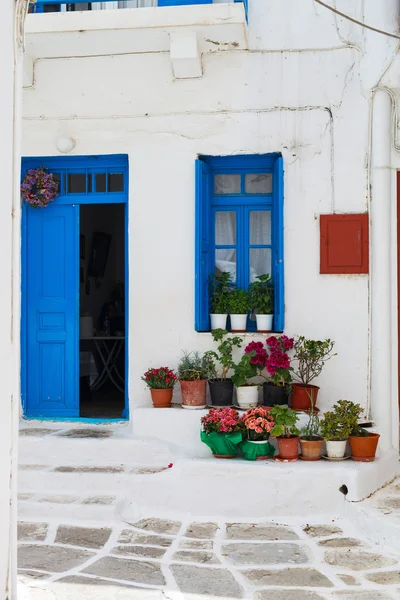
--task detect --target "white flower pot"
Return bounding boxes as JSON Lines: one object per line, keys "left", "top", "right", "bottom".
{"left": 326, "top": 440, "right": 347, "bottom": 459}
{"left": 236, "top": 385, "right": 259, "bottom": 409}
{"left": 230, "top": 314, "right": 248, "bottom": 332}
{"left": 210, "top": 314, "right": 228, "bottom": 330}
{"left": 256, "top": 314, "right": 273, "bottom": 332}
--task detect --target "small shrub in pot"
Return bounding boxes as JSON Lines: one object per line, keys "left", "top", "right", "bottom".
{"left": 299, "top": 395, "right": 323, "bottom": 461}
{"left": 270, "top": 405, "right": 301, "bottom": 460}
{"left": 204, "top": 329, "right": 243, "bottom": 407}
{"left": 231, "top": 351, "right": 258, "bottom": 409}
{"left": 340, "top": 400, "right": 380, "bottom": 462}
{"left": 178, "top": 351, "right": 210, "bottom": 409}
{"left": 319, "top": 400, "right": 355, "bottom": 458}
{"left": 209, "top": 272, "right": 232, "bottom": 330}
{"left": 249, "top": 274, "right": 274, "bottom": 332}
{"left": 291, "top": 337, "right": 336, "bottom": 411}
{"left": 227, "top": 288, "right": 250, "bottom": 332}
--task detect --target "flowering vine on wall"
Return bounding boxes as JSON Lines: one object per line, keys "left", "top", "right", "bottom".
{"left": 21, "top": 166, "right": 59, "bottom": 208}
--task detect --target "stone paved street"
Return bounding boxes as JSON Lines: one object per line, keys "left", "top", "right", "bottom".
{"left": 17, "top": 516, "right": 400, "bottom": 599}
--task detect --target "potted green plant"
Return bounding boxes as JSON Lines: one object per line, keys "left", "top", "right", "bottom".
{"left": 204, "top": 329, "right": 243, "bottom": 406}
{"left": 177, "top": 351, "right": 211, "bottom": 409}
{"left": 291, "top": 337, "right": 336, "bottom": 411}
{"left": 227, "top": 287, "right": 250, "bottom": 332}
{"left": 270, "top": 405, "right": 301, "bottom": 460}
{"left": 200, "top": 407, "right": 244, "bottom": 459}
{"left": 231, "top": 351, "right": 258, "bottom": 409}
{"left": 299, "top": 397, "right": 323, "bottom": 461}
{"left": 141, "top": 367, "right": 177, "bottom": 408}
{"left": 209, "top": 272, "right": 232, "bottom": 330}
{"left": 249, "top": 274, "right": 274, "bottom": 332}
{"left": 319, "top": 400, "right": 354, "bottom": 459}
{"left": 342, "top": 400, "right": 380, "bottom": 462}
{"left": 240, "top": 407, "right": 276, "bottom": 460}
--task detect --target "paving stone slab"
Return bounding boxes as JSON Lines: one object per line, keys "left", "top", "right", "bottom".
{"left": 118, "top": 530, "right": 173, "bottom": 546}
{"left": 365, "top": 571, "right": 400, "bottom": 584}
{"left": 171, "top": 564, "right": 243, "bottom": 598}
{"left": 222, "top": 542, "right": 309, "bottom": 566}
{"left": 59, "top": 575, "right": 145, "bottom": 588}
{"left": 132, "top": 518, "right": 181, "bottom": 536}
{"left": 18, "top": 570, "right": 50, "bottom": 580}
{"left": 18, "top": 522, "right": 48, "bottom": 542}
{"left": 179, "top": 539, "right": 213, "bottom": 550}
{"left": 38, "top": 495, "right": 79, "bottom": 504}
{"left": 318, "top": 538, "right": 363, "bottom": 548}
{"left": 81, "top": 496, "right": 116, "bottom": 505}
{"left": 19, "top": 428, "right": 57, "bottom": 437}
{"left": 112, "top": 545, "right": 166, "bottom": 559}
{"left": 51, "top": 577, "right": 164, "bottom": 599}
{"left": 173, "top": 551, "right": 220, "bottom": 564}
{"left": 55, "top": 525, "right": 112, "bottom": 549}
{"left": 184, "top": 523, "right": 218, "bottom": 539}
{"left": 338, "top": 574, "right": 360, "bottom": 586}
{"left": 325, "top": 549, "right": 397, "bottom": 571}
{"left": 58, "top": 428, "right": 112, "bottom": 438}
{"left": 19, "top": 545, "right": 94, "bottom": 572}
{"left": 226, "top": 523, "right": 298, "bottom": 540}
{"left": 303, "top": 524, "right": 343, "bottom": 537}
{"left": 243, "top": 567, "right": 334, "bottom": 587}
{"left": 83, "top": 556, "right": 165, "bottom": 585}
{"left": 54, "top": 466, "right": 124, "bottom": 473}
{"left": 331, "top": 593, "right": 395, "bottom": 599}
{"left": 255, "top": 591, "right": 326, "bottom": 600}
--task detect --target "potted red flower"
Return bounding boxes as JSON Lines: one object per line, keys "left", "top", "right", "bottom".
{"left": 200, "top": 407, "right": 244, "bottom": 458}
{"left": 240, "top": 407, "right": 275, "bottom": 460}
{"left": 142, "top": 367, "right": 177, "bottom": 408}
{"left": 244, "top": 336, "right": 294, "bottom": 407}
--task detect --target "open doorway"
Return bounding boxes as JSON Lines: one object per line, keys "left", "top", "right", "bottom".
{"left": 79, "top": 204, "right": 126, "bottom": 418}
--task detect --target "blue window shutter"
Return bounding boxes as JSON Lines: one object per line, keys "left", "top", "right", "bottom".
{"left": 272, "top": 156, "right": 284, "bottom": 332}
{"left": 195, "top": 159, "right": 211, "bottom": 331}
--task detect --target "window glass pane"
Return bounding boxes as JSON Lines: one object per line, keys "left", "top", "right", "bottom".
{"left": 95, "top": 173, "right": 106, "bottom": 193}
{"left": 250, "top": 211, "right": 271, "bottom": 245}
{"left": 215, "top": 212, "right": 236, "bottom": 245}
{"left": 245, "top": 173, "right": 272, "bottom": 194}
{"left": 67, "top": 173, "right": 86, "bottom": 194}
{"left": 216, "top": 249, "right": 236, "bottom": 283}
{"left": 214, "top": 174, "right": 241, "bottom": 195}
{"left": 250, "top": 249, "right": 271, "bottom": 283}
{"left": 108, "top": 172, "right": 124, "bottom": 192}
{"left": 52, "top": 173, "right": 62, "bottom": 194}
{"left": 87, "top": 174, "right": 92, "bottom": 193}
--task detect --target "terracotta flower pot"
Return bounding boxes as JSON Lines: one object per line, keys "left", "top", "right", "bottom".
{"left": 277, "top": 436, "right": 299, "bottom": 459}
{"left": 180, "top": 380, "right": 207, "bottom": 409}
{"left": 299, "top": 437, "right": 324, "bottom": 461}
{"left": 291, "top": 383, "right": 319, "bottom": 411}
{"left": 150, "top": 388, "right": 173, "bottom": 408}
{"left": 349, "top": 433, "right": 380, "bottom": 462}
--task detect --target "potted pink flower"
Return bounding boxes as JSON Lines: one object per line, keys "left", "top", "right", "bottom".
{"left": 240, "top": 407, "right": 275, "bottom": 460}
{"left": 142, "top": 367, "right": 177, "bottom": 408}
{"left": 244, "top": 336, "right": 294, "bottom": 408}
{"left": 200, "top": 407, "right": 244, "bottom": 458}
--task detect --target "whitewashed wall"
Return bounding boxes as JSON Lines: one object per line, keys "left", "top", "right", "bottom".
{"left": 21, "top": 0, "right": 400, "bottom": 447}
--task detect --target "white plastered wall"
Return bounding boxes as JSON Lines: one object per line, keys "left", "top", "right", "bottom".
{"left": 21, "top": 0, "right": 400, "bottom": 451}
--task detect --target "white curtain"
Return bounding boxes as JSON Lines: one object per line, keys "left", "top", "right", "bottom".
{"left": 215, "top": 210, "right": 271, "bottom": 284}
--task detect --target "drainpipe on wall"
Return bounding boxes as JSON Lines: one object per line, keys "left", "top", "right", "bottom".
{"left": 370, "top": 89, "right": 397, "bottom": 453}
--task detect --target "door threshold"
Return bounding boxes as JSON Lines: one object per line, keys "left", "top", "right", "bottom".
{"left": 23, "top": 416, "right": 128, "bottom": 424}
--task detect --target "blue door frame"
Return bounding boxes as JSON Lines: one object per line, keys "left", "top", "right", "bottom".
{"left": 21, "top": 154, "right": 129, "bottom": 422}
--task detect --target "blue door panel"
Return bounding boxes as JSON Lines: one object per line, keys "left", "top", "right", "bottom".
{"left": 26, "top": 204, "right": 79, "bottom": 417}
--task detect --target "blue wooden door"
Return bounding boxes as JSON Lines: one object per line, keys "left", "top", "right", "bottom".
{"left": 25, "top": 203, "right": 79, "bottom": 418}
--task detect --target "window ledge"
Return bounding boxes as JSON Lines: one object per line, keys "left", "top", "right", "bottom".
{"left": 25, "top": 3, "right": 247, "bottom": 71}
{"left": 196, "top": 332, "right": 284, "bottom": 337}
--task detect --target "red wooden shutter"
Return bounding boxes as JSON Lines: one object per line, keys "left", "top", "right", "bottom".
{"left": 320, "top": 214, "right": 369, "bottom": 274}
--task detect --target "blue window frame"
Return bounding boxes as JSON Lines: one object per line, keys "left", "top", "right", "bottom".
{"left": 195, "top": 154, "right": 284, "bottom": 332}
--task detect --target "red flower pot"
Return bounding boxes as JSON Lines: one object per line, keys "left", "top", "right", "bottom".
{"left": 277, "top": 436, "right": 299, "bottom": 459}
{"left": 180, "top": 380, "right": 207, "bottom": 408}
{"left": 290, "top": 383, "right": 319, "bottom": 411}
{"left": 150, "top": 388, "right": 173, "bottom": 408}
{"left": 349, "top": 433, "right": 380, "bottom": 462}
